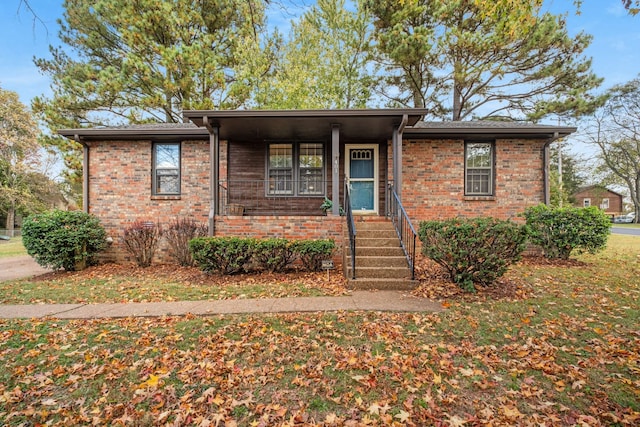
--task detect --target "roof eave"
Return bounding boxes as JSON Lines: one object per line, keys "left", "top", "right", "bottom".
{"left": 403, "top": 126, "right": 577, "bottom": 140}
{"left": 58, "top": 127, "right": 209, "bottom": 141}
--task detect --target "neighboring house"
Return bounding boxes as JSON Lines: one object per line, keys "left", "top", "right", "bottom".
{"left": 59, "top": 109, "right": 575, "bottom": 288}
{"left": 572, "top": 185, "right": 624, "bottom": 219}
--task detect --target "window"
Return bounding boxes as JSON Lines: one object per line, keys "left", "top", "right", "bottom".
{"left": 465, "top": 142, "right": 493, "bottom": 195}
{"left": 583, "top": 198, "right": 591, "bottom": 207}
{"left": 153, "top": 143, "right": 180, "bottom": 195}
{"left": 601, "top": 198, "right": 609, "bottom": 209}
{"left": 268, "top": 142, "right": 325, "bottom": 196}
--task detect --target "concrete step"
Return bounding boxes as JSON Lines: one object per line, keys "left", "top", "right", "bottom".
{"left": 347, "top": 256, "right": 409, "bottom": 268}
{"left": 356, "top": 237, "right": 401, "bottom": 248}
{"left": 354, "top": 221, "right": 396, "bottom": 231}
{"left": 349, "top": 246, "right": 406, "bottom": 257}
{"left": 356, "top": 229, "right": 398, "bottom": 239}
{"left": 347, "top": 278, "right": 418, "bottom": 291}
{"left": 345, "top": 266, "right": 411, "bottom": 279}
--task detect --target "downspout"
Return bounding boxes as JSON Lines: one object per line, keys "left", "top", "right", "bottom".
{"left": 75, "top": 134, "right": 89, "bottom": 213}
{"left": 393, "top": 114, "right": 409, "bottom": 199}
{"left": 543, "top": 131, "right": 561, "bottom": 206}
{"left": 203, "top": 116, "right": 219, "bottom": 236}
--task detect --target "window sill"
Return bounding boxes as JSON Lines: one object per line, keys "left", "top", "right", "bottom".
{"left": 151, "top": 195, "right": 181, "bottom": 201}
{"left": 464, "top": 195, "right": 496, "bottom": 201}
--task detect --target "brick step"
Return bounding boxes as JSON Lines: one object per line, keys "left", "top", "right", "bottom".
{"left": 347, "top": 278, "right": 418, "bottom": 291}
{"left": 345, "top": 266, "right": 411, "bottom": 279}
{"left": 346, "top": 256, "right": 408, "bottom": 268}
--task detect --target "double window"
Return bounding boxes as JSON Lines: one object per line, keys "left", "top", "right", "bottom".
{"left": 268, "top": 142, "right": 324, "bottom": 196}
{"left": 465, "top": 142, "right": 494, "bottom": 196}
{"left": 153, "top": 142, "right": 181, "bottom": 195}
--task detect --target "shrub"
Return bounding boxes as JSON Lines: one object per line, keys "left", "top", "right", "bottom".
{"left": 22, "top": 210, "right": 107, "bottom": 271}
{"left": 294, "top": 239, "right": 336, "bottom": 271}
{"left": 164, "top": 217, "right": 208, "bottom": 266}
{"left": 253, "top": 238, "right": 297, "bottom": 272}
{"left": 419, "top": 217, "right": 528, "bottom": 292}
{"left": 190, "top": 237, "right": 256, "bottom": 274}
{"left": 524, "top": 204, "right": 610, "bottom": 259}
{"left": 122, "top": 220, "right": 162, "bottom": 267}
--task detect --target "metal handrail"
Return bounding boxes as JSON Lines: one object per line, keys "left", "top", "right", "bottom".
{"left": 344, "top": 179, "right": 357, "bottom": 279}
{"left": 387, "top": 183, "right": 417, "bottom": 280}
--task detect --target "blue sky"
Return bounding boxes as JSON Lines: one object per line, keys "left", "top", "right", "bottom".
{"left": 0, "top": 0, "right": 638, "bottom": 111}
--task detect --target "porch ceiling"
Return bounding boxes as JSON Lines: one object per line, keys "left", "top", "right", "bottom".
{"left": 184, "top": 109, "right": 428, "bottom": 140}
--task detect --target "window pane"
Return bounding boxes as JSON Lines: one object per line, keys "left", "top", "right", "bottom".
{"left": 268, "top": 170, "right": 293, "bottom": 194}
{"left": 465, "top": 142, "right": 492, "bottom": 195}
{"left": 154, "top": 143, "right": 180, "bottom": 194}
{"left": 269, "top": 144, "right": 292, "bottom": 168}
{"left": 466, "top": 143, "right": 491, "bottom": 168}
{"left": 299, "top": 143, "right": 323, "bottom": 194}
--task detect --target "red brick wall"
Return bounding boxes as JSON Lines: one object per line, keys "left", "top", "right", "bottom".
{"left": 87, "top": 139, "right": 210, "bottom": 262}
{"left": 400, "top": 138, "right": 546, "bottom": 223}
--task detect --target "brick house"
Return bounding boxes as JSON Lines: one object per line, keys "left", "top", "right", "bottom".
{"left": 572, "top": 185, "right": 624, "bottom": 219}
{"left": 59, "top": 109, "right": 575, "bottom": 288}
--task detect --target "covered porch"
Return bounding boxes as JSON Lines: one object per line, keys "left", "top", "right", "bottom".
{"left": 183, "top": 109, "right": 427, "bottom": 221}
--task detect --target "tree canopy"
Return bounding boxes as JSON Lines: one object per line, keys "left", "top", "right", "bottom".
{"left": 364, "top": 0, "right": 604, "bottom": 121}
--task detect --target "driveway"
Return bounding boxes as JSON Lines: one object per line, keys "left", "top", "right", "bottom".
{"left": 611, "top": 226, "right": 640, "bottom": 236}
{"left": 0, "top": 255, "right": 51, "bottom": 281}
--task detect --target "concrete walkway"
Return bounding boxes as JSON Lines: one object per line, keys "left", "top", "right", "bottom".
{"left": 0, "top": 291, "right": 443, "bottom": 319}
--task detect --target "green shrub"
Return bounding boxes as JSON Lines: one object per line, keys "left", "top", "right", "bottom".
{"left": 190, "top": 237, "right": 256, "bottom": 274}
{"left": 164, "top": 217, "right": 208, "bottom": 266}
{"left": 294, "top": 239, "right": 336, "bottom": 271}
{"left": 419, "top": 217, "right": 528, "bottom": 292}
{"left": 524, "top": 204, "right": 610, "bottom": 259}
{"left": 22, "top": 210, "right": 107, "bottom": 271}
{"left": 122, "top": 220, "right": 162, "bottom": 267}
{"left": 253, "top": 238, "right": 297, "bottom": 272}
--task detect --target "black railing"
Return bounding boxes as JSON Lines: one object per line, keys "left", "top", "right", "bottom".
{"left": 218, "top": 179, "right": 331, "bottom": 216}
{"left": 344, "top": 179, "right": 357, "bottom": 279}
{"left": 387, "top": 183, "right": 417, "bottom": 280}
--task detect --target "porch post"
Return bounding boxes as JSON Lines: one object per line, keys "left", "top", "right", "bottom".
{"left": 393, "top": 114, "right": 409, "bottom": 199}
{"left": 204, "top": 116, "right": 219, "bottom": 236}
{"left": 331, "top": 124, "right": 340, "bottom": 216}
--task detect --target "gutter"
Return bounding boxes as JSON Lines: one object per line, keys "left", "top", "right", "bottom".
{"left": 543, "top": 131, "right": 561, "bottom": 206}
{"left": 74, "top": 134, "right": 89, "bottom": 214}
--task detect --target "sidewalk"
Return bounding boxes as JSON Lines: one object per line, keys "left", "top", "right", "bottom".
{"left": 0, "top": 291, "right": 443, "bottom": 319}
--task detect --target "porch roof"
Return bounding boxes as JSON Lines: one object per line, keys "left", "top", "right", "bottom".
{"left": 183, "top": 109, "right": 428, "bottom": 140}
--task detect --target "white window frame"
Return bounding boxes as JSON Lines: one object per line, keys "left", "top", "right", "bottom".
{"left": 583, "top": 198, "right": 591, "bottom": 207}
{"left": 465, "top": 142, "right": 494, "bottom": 196}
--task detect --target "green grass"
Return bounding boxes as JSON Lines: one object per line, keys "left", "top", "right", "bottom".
{"left": 0, "top": 235, "right": 638, "bottom": 425}
{"left": 0, "top": 237, "right": 27, "bottom": 258}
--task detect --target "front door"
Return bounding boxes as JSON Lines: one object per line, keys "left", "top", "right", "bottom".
{"left": 345, "top": 144, "right": 378, "bottom": 214}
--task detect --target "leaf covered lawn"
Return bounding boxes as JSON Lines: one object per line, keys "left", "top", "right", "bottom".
{"left": 0, "top": 235, "right": 639, "bottom": 425}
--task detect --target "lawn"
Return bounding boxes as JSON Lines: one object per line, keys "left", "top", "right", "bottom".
{"left": 0, "top": 235, "right": 638, "bottom": 425}
{"left": 0, "top": 237, "right": 27, "bottom": 258}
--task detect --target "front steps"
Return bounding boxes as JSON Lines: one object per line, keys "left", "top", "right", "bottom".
{"left": 344, "top": 218, "right": 418, "bottom": 290}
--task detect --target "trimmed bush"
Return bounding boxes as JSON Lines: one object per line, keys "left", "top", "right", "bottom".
{"left": 294, "top": 239, "right": 336, "bottom": 271}
{"left": 122, "top": 220, "right": 161, "bottom": 267}
{"left": 164, "top": 217, "right": 208, "bottom": 266}
{"left": 190, "top": 237, "right": 256, "bottom": 274}
{"left": 524, "top": 204, "right": 610, "bottom": 259}
{"left": 22, "top": 210, "right": 107, "bottom": 271}
{"left": 253, "top": 238, "right": 297, "bottom": 272}
{"left": 419, "top": 217, "right": 528, "bottom": 292}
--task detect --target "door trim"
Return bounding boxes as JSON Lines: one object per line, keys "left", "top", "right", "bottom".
{"left": 345, "top": 144, "right": 379, "bottom": 215}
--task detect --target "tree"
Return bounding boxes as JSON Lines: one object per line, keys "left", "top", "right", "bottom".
{"left": 32, "top": 0, "right": 269, "bottom": 184}
{"left": 584, "top": 76, "right": 640, "bottom": 223}
{"left": 548, "top": 144, "right": 586, "bottom": 207}
{"left": 364, "top": 0, "right": 604, "bottom": 121}
{"left": 253, "top": 0, "right": 374, "bottom": 109}
{"left": 0, "top": 86, "right": 55, "bottom": 234}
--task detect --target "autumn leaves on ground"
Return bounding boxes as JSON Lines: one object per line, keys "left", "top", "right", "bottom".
{"left": 0, "top": 236, "right": 639, "bottom": 426}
